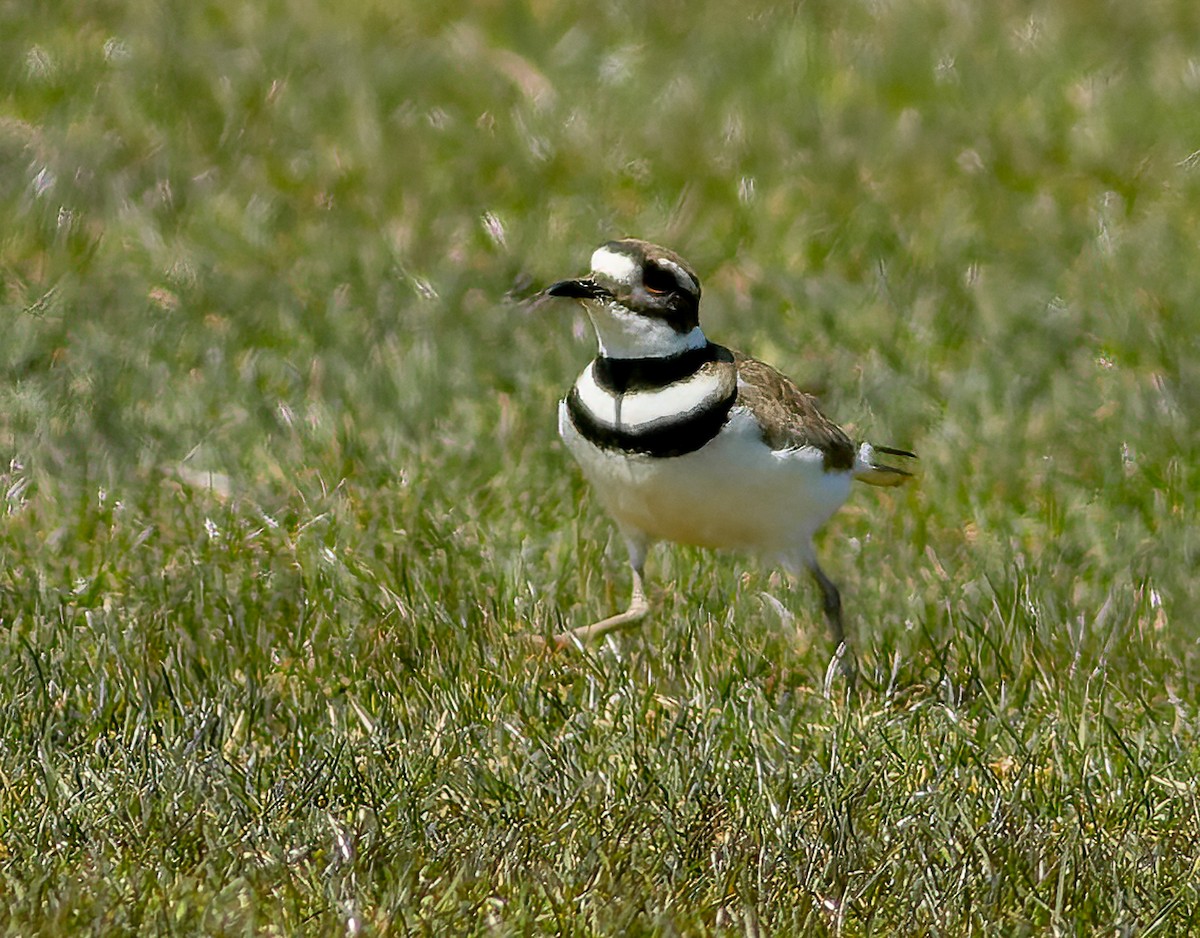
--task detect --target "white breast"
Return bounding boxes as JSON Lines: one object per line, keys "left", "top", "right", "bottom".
{"left": 559, "top": 404, "right": 853, "bottom": 554}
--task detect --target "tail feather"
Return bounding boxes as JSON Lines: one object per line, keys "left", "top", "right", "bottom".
{"left": 873, "top": 444, "right": 917, "bottom": 460}
{"left": 853, "top": 442, "right": 916, "bottom": 487}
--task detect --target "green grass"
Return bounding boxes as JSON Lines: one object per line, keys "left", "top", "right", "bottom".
{"left": 2, "top": 0, "right": 1199, "bottom": 933}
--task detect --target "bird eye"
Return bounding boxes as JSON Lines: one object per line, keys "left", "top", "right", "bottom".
{"left": 643, "top": 266, "right": 675, "bottom": 296}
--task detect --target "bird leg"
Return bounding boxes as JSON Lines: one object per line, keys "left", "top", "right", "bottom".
{"left": 805, "top": 557, "right": 858, "bottom": 690}
{"left": 541, "top": 534, "right": 651, "bottom": 649}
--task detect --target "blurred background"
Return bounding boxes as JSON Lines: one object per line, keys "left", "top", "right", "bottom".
{"left": 4, "top": 1, "right": 1196, "bottom": 463}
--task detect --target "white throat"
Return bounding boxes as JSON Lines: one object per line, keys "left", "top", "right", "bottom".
{"left": 584, "top": 299, "right": 707, "bottom": 359}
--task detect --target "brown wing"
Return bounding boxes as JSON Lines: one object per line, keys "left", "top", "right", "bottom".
{"left": 732, "top": 350, "right": 857, "bottom": 471}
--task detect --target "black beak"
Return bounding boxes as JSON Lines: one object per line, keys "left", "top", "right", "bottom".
{"left": 546, "top": 277, "right": 610, "bottom": 300}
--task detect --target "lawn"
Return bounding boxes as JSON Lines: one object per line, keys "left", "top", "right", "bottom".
{"left": 2, "top": 0, "right": 1198, "bottom": 933}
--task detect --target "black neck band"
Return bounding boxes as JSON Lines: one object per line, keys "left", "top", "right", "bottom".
{"left": 592, "top": 343, "right": 730, "bottom": 394}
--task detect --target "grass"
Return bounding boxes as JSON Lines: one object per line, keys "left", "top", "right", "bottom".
{"left": 2, "top": 0, "right": 1199, "bottom": 933}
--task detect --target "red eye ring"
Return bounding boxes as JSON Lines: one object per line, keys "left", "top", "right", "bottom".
{"left": 642, "top": 267, "right": 675, "bottom": 296}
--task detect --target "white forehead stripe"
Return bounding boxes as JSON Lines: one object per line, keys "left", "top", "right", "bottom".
{"left": 590, "top": 247, "right": 639, "bottom": 286}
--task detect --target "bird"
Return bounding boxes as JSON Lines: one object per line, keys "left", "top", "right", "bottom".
{"left": 543, "top": 238, "right": 914, "bottom": 679}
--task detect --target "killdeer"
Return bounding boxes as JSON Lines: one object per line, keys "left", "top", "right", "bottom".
{"left": 544, "top": 238, "right": 914, "bottom": 676}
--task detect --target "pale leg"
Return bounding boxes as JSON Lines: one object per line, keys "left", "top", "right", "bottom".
{"left": 545, "top": 532, "right": 652, "bottom": 648}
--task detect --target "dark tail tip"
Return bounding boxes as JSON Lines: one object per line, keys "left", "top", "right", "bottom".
{"left": 875, "top": 445, "right": 917, "bottom": 459}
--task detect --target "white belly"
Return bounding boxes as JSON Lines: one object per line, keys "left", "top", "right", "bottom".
{"left": 559, "top": 403, "right": 852, "bottom": 553}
